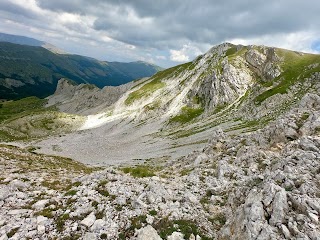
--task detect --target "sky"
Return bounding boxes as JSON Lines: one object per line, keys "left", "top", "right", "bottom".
{"left": 0, "top": 0, "right": 319, "bottom": 68}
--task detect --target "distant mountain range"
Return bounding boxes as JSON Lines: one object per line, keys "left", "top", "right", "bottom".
{"left": 0, "top": 32, "right": 65, "bottom": 54}
{"left": 0, "top": 33, "right": 163, "bottom": 100}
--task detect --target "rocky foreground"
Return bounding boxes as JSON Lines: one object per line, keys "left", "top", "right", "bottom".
{"left": 1, "top": 93, "right": 320, "bottom": 240}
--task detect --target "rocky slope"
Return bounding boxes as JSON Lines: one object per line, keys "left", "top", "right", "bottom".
{"left": 28, "top": 43, "right": 320, "bottom": 166}
{"left": 1, "top": 42, "right": 320, "bottom": 239}
{"left": 0, "top": 92, "right": 319, "bottom": 240}
{"left": 46, "top": 78, "right": 135, "bottom": 115}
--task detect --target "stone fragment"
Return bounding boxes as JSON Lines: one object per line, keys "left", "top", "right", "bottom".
{"left": 135, "top": 225, "right": 162, "bottom": 240}
{"left": 37, "top": 216, "right": 48, "bottom": 225}
{"left": 33, "top": 199, "right": 49, "bottom": 210}
{"left": 83, "top": 232, "right": 97, "bottom": 240}
{"left": 281, "top": 224, "right": 291, "bottom": 239}
{"left": 270, "top": 189, "right": 288, "bottom": 226}
{"left": 0, "top": 235, "right": 8, "bottom": 240}
{"left": 37, "top": 225, "right": 46, "bottom": 234}
{"left": 81, "top": 213, "right": 96, "bottom": 228}
{"left": 308, "top": 211, "right": 319, "bottom": 223}
{"left": 167, "top": 232, "right": 184, "bottom": 240}
{"left": 91, "top": 219, "right": 105, "bottom": 231}
{"left": 7, "top": 209, "right": 31, "bottom": 215}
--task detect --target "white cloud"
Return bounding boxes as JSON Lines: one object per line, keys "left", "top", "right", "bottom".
{"left": 2, "top": 0, "right": 320, "bottom": 67}
{"left": 156, "top": 55, "right": 166, "bottom": 60}
{"left": 228, "top": 30, "right": 320, "bottom": 54}
{"left": 170, "top": 44, "right": 203, "bottom": 62}
{"left": 170, "top": 49, "right": 189, "bottom": 62}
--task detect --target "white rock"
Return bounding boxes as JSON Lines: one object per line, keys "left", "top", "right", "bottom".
{"left": 91, "top": 219, "right": 105, "bottom": 231}
{"left": 167, "top": 232, "right": 184, "bottom": 240}
{"left": 189, "top": 234, "right": 196, "bottom": 240}
{"left": 307, "top": 199, "right": 320, "bottom": 213}
{"left": 33, "top": 199, "right": 49, "bottom": 210}
{"left": 194, "top": 153, "right": 208, "bottom": 166}
{"left": 185, "top": 191, "right": 198, "bottom": 204}
{"left": 10, "top": 179, "right": 28, "bottom": 189}
{"left": 0, "top": 234, "right": 8, "bottom": 240}
{"left": 270, "top": 189, "right": 288, "bottom": 226}
{"left": 83, "top": 232, "right": 97, "bottom": 240}
{"left": 71, "top": 222, "right": 78, "bottom": 232}
{"left": 135, "top": 225, "right": 162, "bottom": 240}
{"left": 151, "top": 176, "right": 160, "bottom": 181}
{"left": 81, "top": 213, "right": 96, "bottom": 228}
{"left": 16, "top": 192, "right": 27, "bottom": 199}
{"left": 37, "top": 225, "right": 45, "bottom": 235}
{"left": 25, "top": 230, "right": 37, "bottom": 239}
{"left": 308, "top": 212, "right": 319, "bottom": 223}
{"left": 0, "top": 187, "right": 10, "bottom": 201}
{"left": 146, "top": 215, "right": 154, "bottom": 225}
{"left": 281, "top": 224, "right": 291, "bottom": 239}
{"left": 147, "top": 193, "right": 156, "bottom": 204}
{"left": 7, "top": 209, "right": 31, "bottom": 215}
{"left": 37, "top": 216, "right": 48, "bottom": 225}
{"left": 132, "top": 199, "right": 148, "bottom": 209}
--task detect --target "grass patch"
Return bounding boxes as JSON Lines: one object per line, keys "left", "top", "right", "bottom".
{"left": 225, "top": 46, "right": 237, "bottom": 56}
{"left": 42, "top": 180, "right": 61, "bottom": 190}
{"left": 0, "top": 97, "right": 47, "bottom": 123}
{"left": 125, "top": 62, "right": 192, "bottom": 105}
{"left": 169, "top": 106, "right": 204, "bottom": 124}
{"left": 119, "top": 215, "right": 148, "bottom": 238}
{"left": 65, "top": 190, "right": 77, "bottom": 196}
{"left": 149, "top": 209, "right": 158, "bottom": 216}
{"left": 7, "top": 227, "right": 20, "bottom": 238}
{"left": 56, "top": 213, "right": 70, "bottom": 232}
{"left": 213, "top": 103, "right": 228, "bottom": 114}
{"left": 120, "top": 165, "right": 156, "bottom": 178}
{"left": 0, "top": 96, "right": 84, "bottom": 142}
{"left": 96, "top": 188, "right": 110, "bottom": 197}
{"left": 208, "top": 213, "right": 226, "bottom": 231}
{"left": 95, "top": 210, "right": 105, "bottom": 219}
{"left": 153, "top": 218, "right": 213, "bottom": 240}
{"left": 36, "top": 208, "right": 54, "bottom": 218}
{"left": 125, "top": 78, "right": 165, "bottom": 105}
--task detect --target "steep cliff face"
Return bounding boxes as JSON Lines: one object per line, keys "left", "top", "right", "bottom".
{"left": 46, "top": 78, "right": 135, "bottom": 115}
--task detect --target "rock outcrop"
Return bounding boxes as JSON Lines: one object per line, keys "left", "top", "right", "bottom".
{"left": 46, "top": 78, "right": 134, "bottom": 115}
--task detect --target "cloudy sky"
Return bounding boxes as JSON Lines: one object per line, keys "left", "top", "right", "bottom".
{"left": 0, "top": 0, "right": 319, "bottom": 67}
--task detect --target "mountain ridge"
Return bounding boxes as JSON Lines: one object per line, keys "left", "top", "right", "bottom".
{"left": 0, "top": 41, "right": 163, "bottom": 100}
{"left": 0, "top": 32, "right": 65, "bottom": 54}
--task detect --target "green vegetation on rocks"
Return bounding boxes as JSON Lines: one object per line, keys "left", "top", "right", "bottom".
{"left": 120, "top": 165, "right": 157, "bottom": 178}
{"left": 169, "top": 106, "right": 204, "bottom": 124}
{"left": 125, "top": 78, "right": 166, "bottom": 105}
{"left": 255, "top": 50, "right": 320, "bottom": 104}
{"left": 0, "top": 96, "right": 47, "bottom": 123}
{"left": 125, "top": 62, "right": 193, "bottom": 105}
{"left": 0, "top": 96, "right": 84, "bottom": 142}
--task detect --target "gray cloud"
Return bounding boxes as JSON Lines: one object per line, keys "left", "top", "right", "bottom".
{"left": 0, "top": 0, "right": 319, "bottom": 67}
{"left": 37, "top": 0, "right": 320, "bottom": 48}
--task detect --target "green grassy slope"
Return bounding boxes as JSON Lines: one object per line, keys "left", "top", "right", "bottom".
{"left": 0, "top": 97, "right": 84, "bottom": 142}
